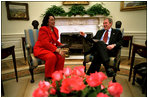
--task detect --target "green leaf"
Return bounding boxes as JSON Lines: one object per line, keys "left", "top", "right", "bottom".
{"left": 95, "top": 85, "right": 101, "bottom": 94}
{"left": 59, "top": 93, "right": 67, "bottom": 97}
{"left": 87, "top": 91, "right": 97, "bottom": 97}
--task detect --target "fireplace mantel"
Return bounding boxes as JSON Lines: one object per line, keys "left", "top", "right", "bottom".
{"left": 55, "top": 15, "right": 105, "bottom": 30}
{"left": 55, "top": 15, "right": 105, "bottom": 19}
{"left": 55, "top": 15, "right": 106, "bottom": 42}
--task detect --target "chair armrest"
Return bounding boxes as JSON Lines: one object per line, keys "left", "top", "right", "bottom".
{"left": 114, "top": 49, "right": 121, "bottom": 67}
{"left": 84, "top": 54, "right": 94, "bottom": 63}
{"left": 25, "top": 44, "right": 32, "bottom": 64}
{"left": 115, "top": 49, "right": 121, "bottom": 59}
{"left": 57, "top": 44, "right": 69, "bottom": 48}
{"left": 26, "top": 44, "right": 31, "bottom": 50}
{"left": 109, "top": 48, "right": 121, "bottom": 67}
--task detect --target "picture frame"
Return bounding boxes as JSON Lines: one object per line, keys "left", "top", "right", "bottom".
{"left": 120, "top": 1, "right": 147, "bottom": 11}
{"left": 63, "top": 1, "right": 89, "bottom": 5}
{"left": 6, "top": 1, "right": 29, "bottom": 20}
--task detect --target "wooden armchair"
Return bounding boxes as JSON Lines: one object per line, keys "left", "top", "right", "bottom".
{"left": 24, "top": 29, "right": 45, "bottom": 83}
{"left": 83, "top": 27, "right": 123, "bottom": 82}
{"left": 129, "top": 43, "right": 147, "bottom": 81}
{"left": 128, "top": 43, "right": 147, "bottom": 95}
{"left": 24, "top": 29, "right": 69, "bottom": 83}
{"left": 83, "top": 41, "right": 121, "bottom": 82}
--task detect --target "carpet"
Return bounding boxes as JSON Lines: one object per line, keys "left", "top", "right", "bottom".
{"left": 2, "top": 73, "right": 145, "bottom": 97}
{"left": 2, "top": 63, "right": 130, "bottom": 81}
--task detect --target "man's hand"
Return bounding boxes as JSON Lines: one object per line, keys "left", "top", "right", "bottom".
{"left": 80, "top": 31, "right": 85, "bottom": 37}
{"left": 106, "top": 44, "right": 116, "bottom": 50}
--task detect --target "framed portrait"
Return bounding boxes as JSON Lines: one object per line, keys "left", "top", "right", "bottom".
{"left": 120, "top": 1, "right": 147, "bottom": 11}
{"left": 63, "top": 1, "right": 89, "bottom": 5}
{"left": 6, "top": 1, "right": 29, "bottom": 20}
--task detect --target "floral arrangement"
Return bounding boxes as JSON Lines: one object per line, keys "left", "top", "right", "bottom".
{"left": 32, "top": 66, "right": 123, "bottom": 97}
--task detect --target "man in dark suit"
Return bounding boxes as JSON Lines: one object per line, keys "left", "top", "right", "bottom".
{"left": 80, "top": 18, "right": 123, "bottom": 77}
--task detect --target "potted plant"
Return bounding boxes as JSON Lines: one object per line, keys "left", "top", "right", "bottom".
{"left": 43, "top": 5, "right": 66, "bottom": 16}
{"left": 86, "top": 3, "right": 110, "bottom": 16}
{"left": 67, "top": 5, "right": 87, "bottom": 17}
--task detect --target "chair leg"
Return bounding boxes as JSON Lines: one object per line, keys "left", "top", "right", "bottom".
{"left": 142, "top": 77, "right": 146, "bottom": 94}
{"left": 112, "top": 74, "right": 116, "bottom": 82}
{"left": 112, "top": 65, "right": 117, "bottom": 82}
{"left": 83, "top": 61, "right": 86, "bottom": 73}
{"left": 117, "top": 61, "right": 120, "bottom": 71}
{"left": 29, "top": 66, "right": 35, "bottom": 83}
{"left": 132, "top": 71, "right": 136, "bottom": 85}
{"left": 1, "top": 81, "right": 4, "bottom": 96}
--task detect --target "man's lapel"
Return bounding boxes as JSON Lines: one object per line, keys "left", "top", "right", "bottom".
{"left": 109, "top": 28, "right": 116, "bottom": 44}
{"left": 98, "top": 30, "right": 105, "bottom": 40}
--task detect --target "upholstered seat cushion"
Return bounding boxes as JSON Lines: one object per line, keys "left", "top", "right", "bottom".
{"left": 30, "top": 53, "right": 45, "bottom": 66}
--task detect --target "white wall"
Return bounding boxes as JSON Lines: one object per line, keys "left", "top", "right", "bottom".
{"left": 1, "top": 1, "right": 147, "bottom": 59}
{"left": 2, "top": 1, "right": 147, "bottom": 34}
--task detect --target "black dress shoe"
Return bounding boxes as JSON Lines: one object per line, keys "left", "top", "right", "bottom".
{"left": 106, "top": 68, "right": 116, "bottom": 77}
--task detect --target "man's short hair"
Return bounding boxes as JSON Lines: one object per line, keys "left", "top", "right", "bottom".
{"left": 105, "top": 17, "right": 113, "bottom": 23}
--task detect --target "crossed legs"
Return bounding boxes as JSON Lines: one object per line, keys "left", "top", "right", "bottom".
{"left": 86, "top": 41, "right": 115, "bottom": 77}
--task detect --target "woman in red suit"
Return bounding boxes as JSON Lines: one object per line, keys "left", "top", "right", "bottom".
{"left": 33, "top": 13, "right": 65, "bottom": 80}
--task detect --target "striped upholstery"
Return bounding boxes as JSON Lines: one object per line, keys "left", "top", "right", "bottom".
{"left": 24, "top": 29, "right": 45, "bottom": 67}
{"left": 24, "top": 29, "right": 39, "bottom": 52}
{"left": 84, "top": 54, "right": 94, "bottom": 63}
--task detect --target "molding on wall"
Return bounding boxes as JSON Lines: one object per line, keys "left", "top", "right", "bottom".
{"left": 2, "top": 31, "right": 146, "bottom": 60}
{"left": 2, "top": 33, "right": 25, "bottom": 36}
{"left": 124, "top": 31, "right": 146, "bottom": 34}
{"left": 1, "top": 30, "right": 146, "bottom": 36}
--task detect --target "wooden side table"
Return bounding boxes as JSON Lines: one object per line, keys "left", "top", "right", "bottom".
{"left": 2, "top": 45, "right": 18, "bottom": 82}
{"left": 123, "top": 36, "right": 133, "bottom": 59}
{"left": 2, "top": 45, "right": 18, "bottom": 96}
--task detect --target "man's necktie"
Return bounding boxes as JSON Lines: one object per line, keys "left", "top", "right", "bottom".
{"left": 103, "top": 30, "right": 108, "bottom": 43}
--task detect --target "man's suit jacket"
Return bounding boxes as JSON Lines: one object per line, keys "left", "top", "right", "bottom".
{"left": 93, "top": 28, "right": 123, "bottom": 48}
{"left": 85, "top": 28, "right": 123, "bottom": 56}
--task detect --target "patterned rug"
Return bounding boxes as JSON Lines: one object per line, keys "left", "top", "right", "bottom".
{"left": 2, "top": 63, "right": 130, "bottom": 81}
{"left": 2, "top": 56, "right": 146, "bottom": 81}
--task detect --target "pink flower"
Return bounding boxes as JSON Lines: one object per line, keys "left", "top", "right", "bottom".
{"left": 60, "top": 76, "right": 86, "bottom": 94}
{"left": 52, "top": 70, "right": 63, "bottom": 81}
{"left": 32, "top": 87, "right": 48, "bottom": 97}
{"left": 86, "top": 72, "right": 107, "bottom": 87}
{"left": 96, "top": 72, "right": 107, "bottom": 82}
{"left": 63, "top": 67, "right": 72, "bottom": 77}
{"left": 86, "top": 75, "right": 102, "bottom": 87}
{"left": 70, "top": 76, "right": 86, "bottom": 91}
{"left": 49, "top": 88, "right": 56, "bottom": 95}
{"left": 101, "top": 85, "right": 105, "bottom": 90}
{"left": 38, "top": 81, "right": 51, "bottom": 91}
{"left": 97, "top": 93, "right": 109, "bottom": 97}
{"left": 60, "top": 78, "right": 73, "bottom": 94}
{"left": 108, "top": 81, "right": 123, "bottom": 97}
{"left": 72, "top": 66, "right": 85, "bottom": 76}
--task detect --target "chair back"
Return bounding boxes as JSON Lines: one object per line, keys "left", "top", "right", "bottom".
{"left": 24, "top": 29, "right": 39, "bottom": 52}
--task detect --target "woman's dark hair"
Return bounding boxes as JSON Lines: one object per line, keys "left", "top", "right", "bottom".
{"left": 41, "top": 13, "right": 55, "bottom": 27}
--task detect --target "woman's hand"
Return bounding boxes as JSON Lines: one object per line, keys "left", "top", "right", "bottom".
{"left": 55, "top": 48, "right": 65, "bottom": 57}
{"left": 80, "top": 31, "right": 85, "bottom": 37}
{"left": 59, "top": 50, "right": 65, "bottom": 57}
